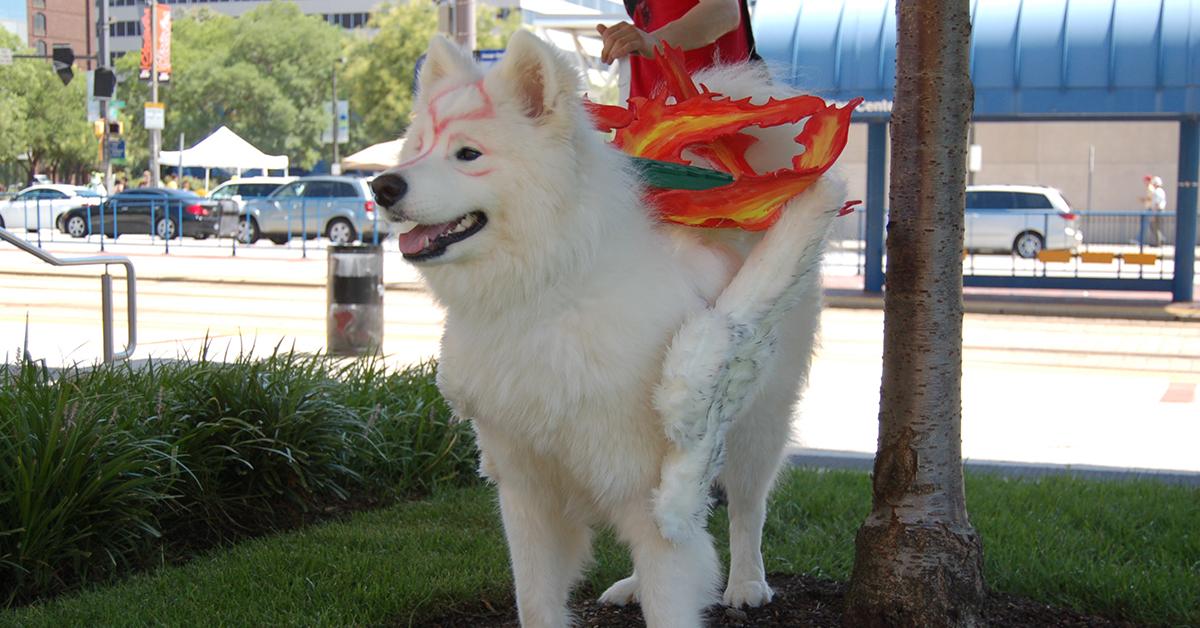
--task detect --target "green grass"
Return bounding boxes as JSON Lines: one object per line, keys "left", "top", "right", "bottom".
{"left": 5, "top": 468, "right": 1196, "bottom": 627}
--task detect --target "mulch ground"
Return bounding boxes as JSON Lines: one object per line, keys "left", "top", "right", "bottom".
{"left": 421, "top": 573, "right": 1147, "bottom": 627}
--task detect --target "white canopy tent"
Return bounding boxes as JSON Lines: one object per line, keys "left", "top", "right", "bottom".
{"left": 158, "top": 126, "right": 289, "bottom": 190}
{"left": 340, "top": 138, "right": 405, "bottom": 172}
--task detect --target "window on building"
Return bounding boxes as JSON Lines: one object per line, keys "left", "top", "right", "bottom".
{"left": 33, "top": 13, "right": 46, "bottom": 36}
{"left": 35, "top": 40, "right": 47, "bottom": 56}
{"left": 32, "top": 0, "right": 45, "bottom": 8}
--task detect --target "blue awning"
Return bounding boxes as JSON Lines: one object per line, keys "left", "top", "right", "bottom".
{"left": 753, "top": 0, "right": 1200, "bottom": 121}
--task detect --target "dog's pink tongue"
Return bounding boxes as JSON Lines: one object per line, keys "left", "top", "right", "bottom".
{"left": 398, "top": 222, "right": 453, "bottom": 255}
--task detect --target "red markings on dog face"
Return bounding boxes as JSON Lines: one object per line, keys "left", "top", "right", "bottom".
{"left": 396, "top": 81, "right": 497, "bottom": 173}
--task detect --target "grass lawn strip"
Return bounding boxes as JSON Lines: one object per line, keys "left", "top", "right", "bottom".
{"left": 5, "top": 470, "right": 1196, "bottom": 627}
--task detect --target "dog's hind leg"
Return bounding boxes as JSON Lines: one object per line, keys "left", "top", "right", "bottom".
{"left": 718, "top": 295, "right": 820, "bottom": 607}
{"left": 615, "top": 505, "right": 719, "bottom": 628}
{"left": 496, "top": 477, "right": 591, "bottom": 628}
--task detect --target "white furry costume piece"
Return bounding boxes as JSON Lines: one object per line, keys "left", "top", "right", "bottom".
{"left": 653, "top": 188, "right": 837, "bottom": 543}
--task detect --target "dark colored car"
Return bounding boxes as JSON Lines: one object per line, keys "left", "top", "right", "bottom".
{"left": 58, "top": 188, "right": 236, "bottom": 240}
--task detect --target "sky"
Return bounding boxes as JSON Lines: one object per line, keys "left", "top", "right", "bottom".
{"left": 0, "top": 0, "right": 23, "bottom": 22}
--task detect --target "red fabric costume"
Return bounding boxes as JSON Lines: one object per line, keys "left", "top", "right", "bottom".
{"left": 626, "top": 0, "right": 753, "bottom": 99}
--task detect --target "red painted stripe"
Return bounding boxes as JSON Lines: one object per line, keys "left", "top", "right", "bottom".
{"left": 1160, "top": 382, "right": 1197, "bottom": 404}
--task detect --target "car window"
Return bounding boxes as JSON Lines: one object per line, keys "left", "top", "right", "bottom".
{"left": 303, "top": 181, "right": 336, "bottom": 198}
{"left": 242, "top": 184, "right": 280, "bottom": 197}
{"left": 41, "top": 189, "right": 68, "bottom": 200}
{"left": 75, "top": 188, "right": 102, "bottom": 198}
{"left": 332, "top": 182, "right": 359, "bottom": 198}
{"left": 15, "top": 190, "right": 38, "bottom": 200}
{"left": 273, "top": 182, "right": 305, "bottom": 198}
{"left": 209, "top": 185, "right": 237, "bottom": 199}
{"left": 965, "top": 191, "right": 1014, "bottom": 210}
{"left": 1013, "top": 192, "right": 1053, "bottom": 210}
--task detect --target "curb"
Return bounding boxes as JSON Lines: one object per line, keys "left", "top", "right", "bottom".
{"left": 787, "top": 448, "right": 1200, "bottom": 486}
{"left": 824, "top": 289, "right": 1200, "bottom": 322}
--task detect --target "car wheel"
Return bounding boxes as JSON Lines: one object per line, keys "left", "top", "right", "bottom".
{"left": 65, "top": 214, "right": 89, "bottom": 238}
{"left": 326, "top": 218, "right": 357, "bottom": 245}
{"left": 267, "top": 234, "right": 289, "bottom": 245}
{"left": 237, "top": 216, "right": 261, "bottom": 243}
{"left": 1013, "top": 231, "right": 1045, "bottom": 259}
{"left": 155, "top": 217, "right": 179, "bottom": 240}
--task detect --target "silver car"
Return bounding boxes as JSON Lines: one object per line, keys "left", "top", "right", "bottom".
{"left": 965, "top": 185, "right": 1084, "bottom": 258}
{"left": 240, "top": 176, "right": 388, "bottom": 245}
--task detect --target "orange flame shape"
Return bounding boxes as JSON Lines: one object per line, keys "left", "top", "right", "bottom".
{"left": 585, "top": 44, "right": 862, "bottom": 230}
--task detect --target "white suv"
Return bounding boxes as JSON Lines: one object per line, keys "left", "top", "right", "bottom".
{"left": 964, "top": 185, "right": 1084, "bottom": 258}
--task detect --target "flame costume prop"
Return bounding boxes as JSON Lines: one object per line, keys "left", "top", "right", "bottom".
{"left": 586, "top": 44, "right": 862, "bottom": 231}
{"left": 590, "top": 46, "right": 863, "bottom": 542}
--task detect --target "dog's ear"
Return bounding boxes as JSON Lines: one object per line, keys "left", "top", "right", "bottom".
{"left": 484, "top": 30, "right": 581, "bottom": 123}
{"left": 418, "top": 35, "right": 478, "bottom": 94}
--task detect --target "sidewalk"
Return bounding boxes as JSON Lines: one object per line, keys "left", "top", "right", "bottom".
{"left": 3, "top": 239, "right": 1197, "bottom": 321}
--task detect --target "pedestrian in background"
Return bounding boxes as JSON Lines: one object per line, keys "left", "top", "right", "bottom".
{"left": 1141, "top": 175, "right": 1167, "bottom": 246}
{"left": 597, "top": 0, "right": 759, "bottom": 99}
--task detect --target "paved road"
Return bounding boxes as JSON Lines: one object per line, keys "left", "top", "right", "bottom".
{"left": 2, "top": 236, "right": 1198, "bottom": 475}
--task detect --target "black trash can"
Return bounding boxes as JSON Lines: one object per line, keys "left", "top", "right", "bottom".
{"left": 327, "top": 244, "right": 384, "bottom": 356}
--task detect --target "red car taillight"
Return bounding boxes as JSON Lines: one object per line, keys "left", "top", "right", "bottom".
{"left": 1062, "top": 213, "right": 1078, "bottom": 221}
{"left": 364, "top": 199, "right": 376, "bottom": 217}
{"left": 185, "top": 203, "right": 209, "bottom": 217}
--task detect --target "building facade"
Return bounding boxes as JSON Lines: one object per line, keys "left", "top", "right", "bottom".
{"left": 26, "top": 0, "right": 95, "bottom": 67}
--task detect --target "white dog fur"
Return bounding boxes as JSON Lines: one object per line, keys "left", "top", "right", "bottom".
{"left": 378, "top": 31, "right": 845, "bottom": 628}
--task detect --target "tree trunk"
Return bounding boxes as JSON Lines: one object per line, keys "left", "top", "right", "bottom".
{"left": 843, "top": 1, "right": 985, "bottom": 627}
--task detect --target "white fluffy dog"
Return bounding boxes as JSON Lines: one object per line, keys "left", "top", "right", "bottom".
{"left": 371, "top": 31, "right": 846, "bottom": 628}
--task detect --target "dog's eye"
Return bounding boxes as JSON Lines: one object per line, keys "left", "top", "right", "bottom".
{"left": 456, "top": 147, "right": 482, "bottom": 162}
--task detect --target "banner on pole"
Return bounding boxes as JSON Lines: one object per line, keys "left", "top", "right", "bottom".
{"left": 139, "top": 4, "right": 172, "bottom": 82}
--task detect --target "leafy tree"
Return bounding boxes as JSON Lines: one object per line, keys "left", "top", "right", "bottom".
{"left": 0, "top": 30, "right": 96, "bottom": 185}
{"left": 115, "top": 1, "right": 347, "bottom": 172}
{"left": 341, "top": 2, "right": 520, "bottom": 150}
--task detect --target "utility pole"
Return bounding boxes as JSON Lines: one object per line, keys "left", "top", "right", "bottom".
{"left": 98, "top": 0, "right": 112, "bottom": 193}
{"left": 455, "top": 0, "right": 476, "bottom": 50}
{"left": 440, "top": 0, "right": 476, "bottom": 50}
{"left": 148, "top": 0, "right": 160, "bottom": 188}
{"left": 331, "top": 62, "right": 339, "bottom": 174}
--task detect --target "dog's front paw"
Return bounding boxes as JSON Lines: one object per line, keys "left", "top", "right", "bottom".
{"left": 722, "top": 579, "right": 774, "bottom": 608}
{"left": 598, "top": 574, "right": 639, "bottom": 606}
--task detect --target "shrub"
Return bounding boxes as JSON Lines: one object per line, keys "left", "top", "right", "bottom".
{"left": 0, "top": 360, "right": 171, "bottom": 605}
{"left": 0, "top": 349, "right": 478, "bottom": 606}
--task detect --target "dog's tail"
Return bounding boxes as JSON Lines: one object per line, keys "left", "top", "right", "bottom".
{"left": 651, "top": 171, "right": 850, "bottom": 544}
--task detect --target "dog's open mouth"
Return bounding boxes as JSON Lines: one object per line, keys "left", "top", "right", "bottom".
{"left": 396, "top": 211, "right": 488, "bottom": 261}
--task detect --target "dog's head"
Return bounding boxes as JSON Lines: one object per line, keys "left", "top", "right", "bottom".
{"left": 373, "top": 31, "right": 587, "bottom": 270}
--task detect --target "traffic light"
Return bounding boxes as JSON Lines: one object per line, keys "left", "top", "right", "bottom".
{"left": 51, "top": 44, "right": 75, "bottom": 85}
{"left": 93, "top": 120, "right": 105, "bottom": 138}
{"left": 94, "top": 67, "right": 116, "bottom": 98}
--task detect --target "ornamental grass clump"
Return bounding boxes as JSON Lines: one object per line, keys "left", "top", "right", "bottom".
{"left": 0, "top": 348, "right": 478, "bottom": 607}
{"left": 0, "top": 360, "right": 172, "bottom": 605}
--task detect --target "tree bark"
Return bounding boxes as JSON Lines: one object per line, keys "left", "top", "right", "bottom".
{"left": 843, "top": 1, "right": 985, "bottom": 627}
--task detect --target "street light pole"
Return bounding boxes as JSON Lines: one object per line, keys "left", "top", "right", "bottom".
{"left": 99, "top": 0, "right": 112, "bottom": 193}
{"left": 331, "top": 62, "right": 339, "bottom": 175}
{"left": 148, "top": 0, "right": 160, "bottom": 188}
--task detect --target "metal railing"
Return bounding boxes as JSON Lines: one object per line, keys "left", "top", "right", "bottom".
{"left": 0, "top": 226, "right": 136, "bottom": 363}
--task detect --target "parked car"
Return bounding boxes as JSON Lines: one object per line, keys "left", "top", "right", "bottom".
{"left": 241, "top": 176, "right": 387, "bottom": 245}
{"left": 965, "top": 185, "right": 1084, "bottom": 258}
{"left": 0, "top": 184, "right": 104, "bottom": 232}
{"left": 58, "top": 188, "right": 236, "bottom": 240}
{"left": 208, "top": 177, "right": 294, "bottom": 242}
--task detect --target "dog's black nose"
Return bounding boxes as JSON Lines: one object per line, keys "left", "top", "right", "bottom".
{"left": 371, "top": 173, "right": 408, "bottom": 209}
